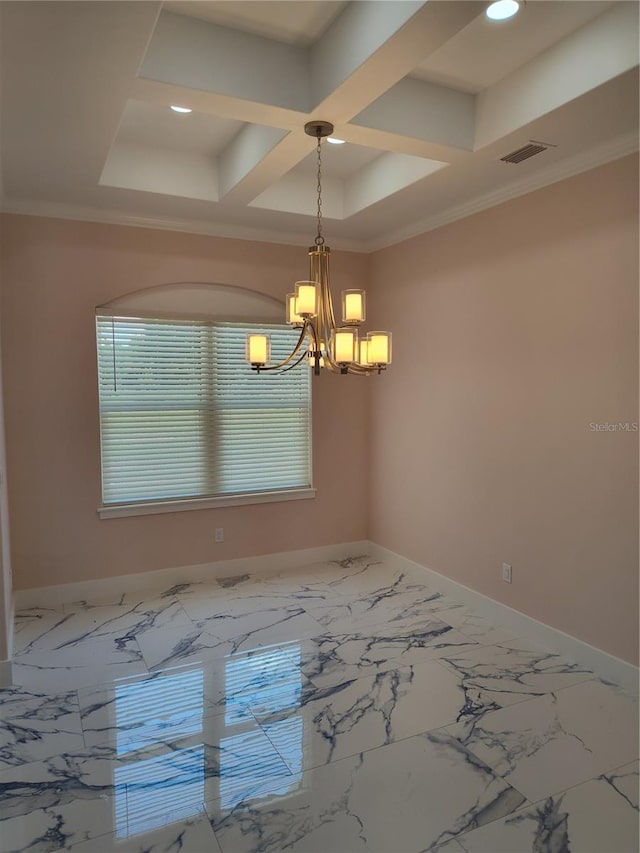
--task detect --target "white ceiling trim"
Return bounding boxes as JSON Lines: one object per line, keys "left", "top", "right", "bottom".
{"left": 2, "top": 133, "right": 636, "bottom": 255}
{"left": 365, "top": 131, "right": 639, "bottom": 252}
{"left": 0, "top": 198, "right": 368, "bottom": 252}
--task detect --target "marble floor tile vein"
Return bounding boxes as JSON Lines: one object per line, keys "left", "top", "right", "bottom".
{"left": 66, "top": 807, "right": 223, "bottom": 852}
{"left": 456, "top": 760, "right": 639, "bottom": 853}
{"left": 439, "top": 637, "right": 598, "bottom": 708}
{"left": 11, "top": 637, "right": 150, "bottom": 693}
{"left": 444, "top": 678, "right": 639, "bottom": 803}
{"left": 205, "top": 730, "right": 528, "bottom": 853}
{"left": 0, "top": 688, "right": 86, "bottom": 773}
{"left": 249, "top": 659, "right": 503, "bottom": 774}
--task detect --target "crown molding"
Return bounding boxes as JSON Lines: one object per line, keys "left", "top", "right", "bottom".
{"left": 0, "top": 199, "right": 370, "bottom": 254}
{"left": 365, "top": 131, "right": 639, "bottom": 251}
{"left": 2, "top": 134, "right": 637, "bottom": 255}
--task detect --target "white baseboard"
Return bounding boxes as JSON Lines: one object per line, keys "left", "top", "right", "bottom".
{"left": 369, "top": 543, "right": 639, "bottom": 698}
{"left": 0, "top": 657, "right": 12, "bottom": 687}
{"left": 14, "top": 540, "right": 371, "bottom": 610}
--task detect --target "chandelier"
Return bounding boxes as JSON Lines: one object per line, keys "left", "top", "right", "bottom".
{"left": 246, "top": 121, "right": 392, "bottom": 377}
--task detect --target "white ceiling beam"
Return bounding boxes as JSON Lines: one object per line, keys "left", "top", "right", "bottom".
{"left": 131, "top": 78, "right": 308, "bottom": 131}
{"left": 351, "top": 77, "right": 475, "bottom": 153}
{"left": 132, "top": 1, "right": 483, "bottom": 210}
{"left": 328, "top": 124, "right": 472, "bottom": 164}
{"left": 139, "top": 11, "right": 310, "bottom": 113}
{"left": 475, "top": 2, "right": 640, "bottom": 149}
{"left": 218, "top": 125, "right": 310, "bottom": 206}
{"left": 310, "top": 0, "right": 482, "bottom": 120}
{"left": 309, "top": 0, "right": 423, "bottom": 107}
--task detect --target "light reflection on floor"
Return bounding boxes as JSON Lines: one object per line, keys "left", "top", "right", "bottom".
{"left": 112, "top": 644, "right": 303, "bottom": 837}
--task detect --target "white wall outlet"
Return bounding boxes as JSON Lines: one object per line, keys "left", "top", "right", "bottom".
{"left": 215, "top": 527, "right": 224, "bottom": 543}
{"left": 502, "top": 562, "right": 512, "bottom": 583}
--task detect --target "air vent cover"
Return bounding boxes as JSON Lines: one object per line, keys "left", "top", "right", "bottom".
{"left": 500, "top": 142, "right": 549, "bottom": 164}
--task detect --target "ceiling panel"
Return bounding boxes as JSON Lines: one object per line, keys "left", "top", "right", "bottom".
{"left": 291, "top": 141, "right": 382, "bottom": 180}
{"left": 163, "top": 0, "right": 346, "bottom": 45}
{"left": 413, "top": 1, "right": 613, "bottom": 93}
{"left": 115, "top": 100, "right": 244, "bottom": 156}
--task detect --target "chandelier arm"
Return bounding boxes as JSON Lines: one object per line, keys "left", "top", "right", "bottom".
{"left": 318, "top": 253, "right": 336, "bottom": 330}
{"left": 304, "top": 320, "right": 324, "bottom": 376}
{"left": 274, "top": 349, "right": 310, "bottom": 374}
{"left": 319, "top": 289, "right": 342, "bottom": 374}
{"left": 310, "top": 247, "right": 338, "bottom": 373}
{"left": 252, "top": 324, "right": 310, "bottom": 372}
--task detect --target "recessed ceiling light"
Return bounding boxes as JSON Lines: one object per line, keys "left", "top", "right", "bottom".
{"left": 486, "top": 0, "right": 520, "bottom": 21}
{"left": 327, "top": 137, "right": 345, "bottom": 145}
{"left": 170, "top": 105, "right": 192, "bottom": 114}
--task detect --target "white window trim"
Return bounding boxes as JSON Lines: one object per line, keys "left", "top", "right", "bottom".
{"left": 98, "top": 486, "right": 316, "bottom": 519}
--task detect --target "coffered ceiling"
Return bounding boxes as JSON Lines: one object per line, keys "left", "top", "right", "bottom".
{"left": 0, "top": 1, "right": 638, "bottom": 251}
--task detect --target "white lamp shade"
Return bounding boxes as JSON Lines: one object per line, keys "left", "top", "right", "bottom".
{"left": 342, "top": 290, "right": 365, "bottom": 324}
{"left": 358, "top": 339, "right": 370, "bottom": 366}
{"left": 295, "top": 281, "right": 318, "bottom": 317}
{"left": 366, "top": 331, "right": 392, "bottom": 365}
{"left": 286, "top": 293, "right": 304, "bottom": 326}
{"left": 331, "top": 327, "right": 358, "bottom": 364}
{"left": 246, "top": 334, "right": 270, "bottom": 366}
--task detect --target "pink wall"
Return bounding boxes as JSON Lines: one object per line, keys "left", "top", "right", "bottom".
{"left": 368, "top": 155, "right": 639, "bottom": 665}
{"left": 0, "top": 215, "right": 369, "bottom": 589}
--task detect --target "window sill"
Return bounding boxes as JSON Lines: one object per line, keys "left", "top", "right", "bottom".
{"left": 98, "top": 487, "right": 316, "bottom": 519}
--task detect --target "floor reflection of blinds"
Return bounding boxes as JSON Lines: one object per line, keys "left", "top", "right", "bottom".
{"left": 113, "top": 669, "right": 205, "bottom": 837}
{"left": 114, "top": 669, "right": 205, "bottom": 754}
{"left": 115, "top": 746, "right": 205, "bottom": 837}
{"left": 218, "top": 729, "right": 298, "bottom": 809}
{"left": 224, "top": 645, "right": 303, "bottom": 725}
{"left": 220, "top": 645, "right": 304, "bottom": 808}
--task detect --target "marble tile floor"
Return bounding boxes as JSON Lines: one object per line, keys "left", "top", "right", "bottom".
{"left": 1, "top": 555, "right": 637, "bottom": 852}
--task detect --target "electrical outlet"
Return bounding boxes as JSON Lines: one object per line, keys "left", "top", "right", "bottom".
{"left": 502, "top": 562, "right": 512, "bottom": 583}
{"left": 215, "top": 527, "right": 224, "bottom": 543}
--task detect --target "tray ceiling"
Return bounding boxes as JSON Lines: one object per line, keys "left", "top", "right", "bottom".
{"left": 0, "top": 1, "right": 637, "bottom": 251}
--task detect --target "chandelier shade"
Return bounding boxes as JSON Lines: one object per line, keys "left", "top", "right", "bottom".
{"left": 367, "top": 331, "right": 392, "bottom": 367}
{"left": 294, "top": 281, "right": 319, "bottom": 317}
{"left": 286, "top": 293, "right": 304, "bottom": 326}
{"left": 246, "top": 333, "right": 270, "bottom": 368}
{"left": 332, "top": 327, "right": 359, "bottom": 366}
{"left": 245, "top": 120, "right": 392, "bottom": 377}
{"left": 342, "top": 290, "right": 366, "bottom": 324}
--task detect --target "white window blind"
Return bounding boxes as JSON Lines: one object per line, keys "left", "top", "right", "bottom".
{"left": 96, "top": 316, "right": 311, "bottom": 506}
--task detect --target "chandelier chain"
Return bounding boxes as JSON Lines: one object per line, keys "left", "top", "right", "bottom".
{"left": 315, "top": 134, "right": 324, "bottom": 246}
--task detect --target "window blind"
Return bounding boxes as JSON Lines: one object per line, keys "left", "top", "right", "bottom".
{"left": 96, "top": 316, "right": 311, "bottom": 506}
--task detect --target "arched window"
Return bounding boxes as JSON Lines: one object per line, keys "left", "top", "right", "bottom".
{"left": 95, "top": 283, "right": 313, "bottom": 518}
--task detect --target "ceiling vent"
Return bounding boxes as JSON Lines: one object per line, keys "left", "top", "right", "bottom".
{"left": 500, "top": 141, "right": 554, "bottom": 165}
